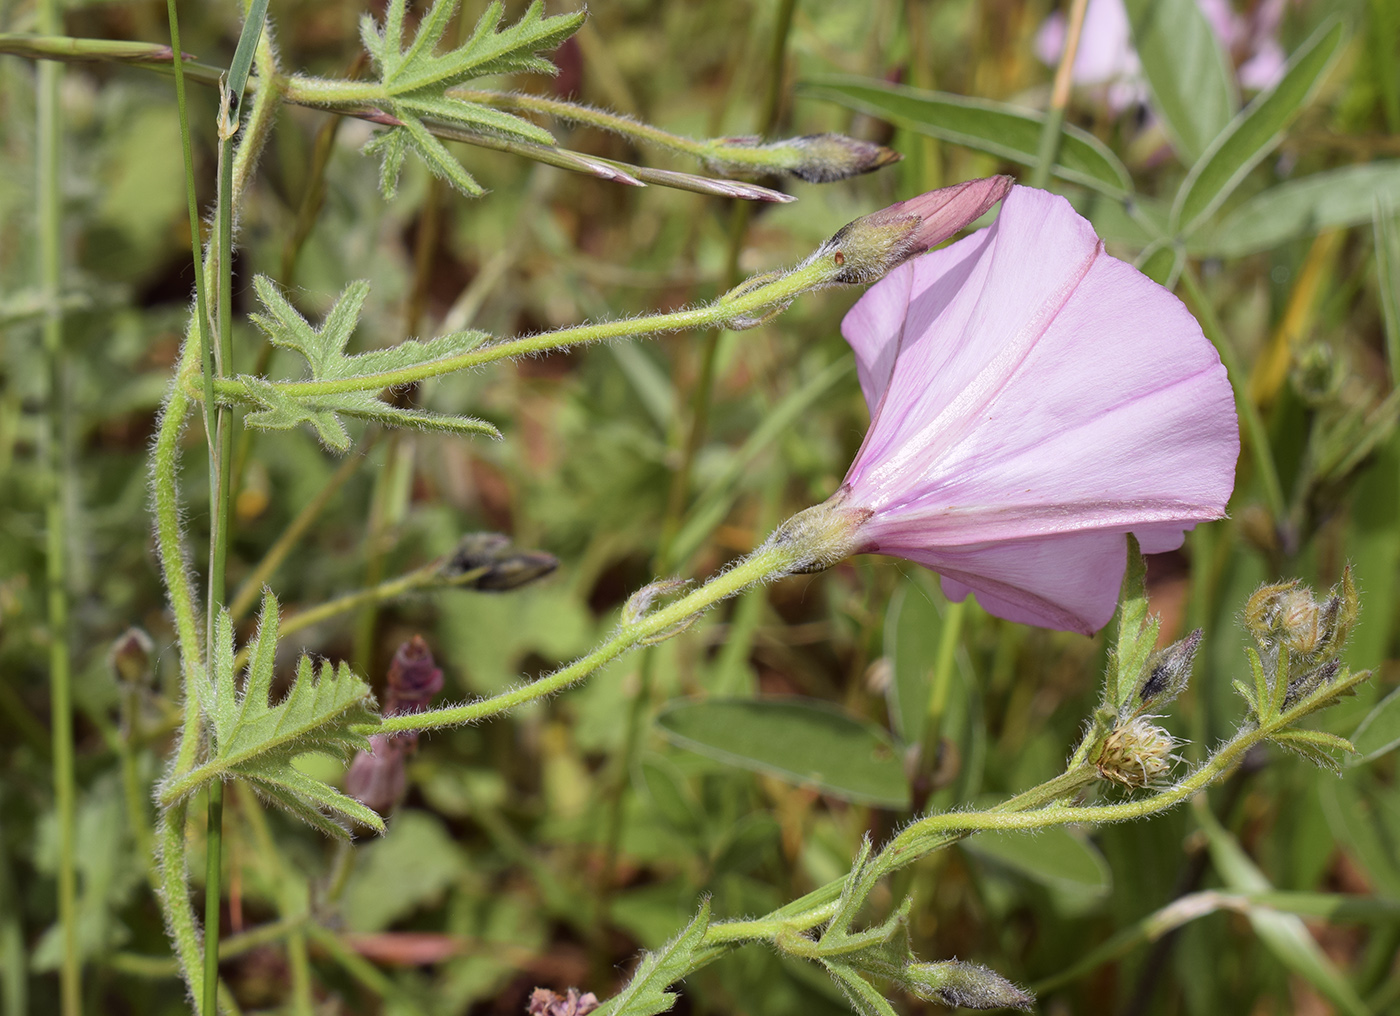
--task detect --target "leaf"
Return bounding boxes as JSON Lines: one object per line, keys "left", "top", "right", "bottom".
{"left": 884, "top": 577, "right": 941, "bottom": 746}
{"left": 656, "top": 698, "right": 909, "bottom": 808}
{"left": 357, "top": 0, "right": 585, "bottom": 196}
{"left": 363, "top": 126, "right": 409, "bottom": 199}
{"left": 236, "top": 275, "right": 499, "bottom": 449}
{"left": 1188, "top": 162, "right": 1400, "bottom": 257}
{"left": 1197, "top": 801, "right": 1371, "bottom": 1016}
{"left": 382, "top": 1, "right": 586, "bottom": 94}
{"left": 225, "top": 0, "right": 270, "bottom": 123}
{"left": 1172, "top": 18, "right": 1346, "bottom": 235}
{"left": 1271, "top": 728, "right": 1356, "bottom": 773}
{"left": 962, "top": 827, "right": 1112, "bottom": 913}
{"left": 1134, "top": 240, "right": 1182, "bottom": 287}
{"left": 822, "top": 962, "right": 900, "bottom": 1016}
{"left": 596, "top": 899, "right": 710, "bottom": 1016}
{"left": 1375, "top": 199, "right": 1400, "bottom": 386}
{"left": 1106, "top": 537, "right": 1159, "bottom": 712}
{"left": 186, "top": 591, "right": 384, "bottom": 837}
{"left": 1319, "top": 777, "right": 1400, "bottom": 898}
{"left": 1349, "top": 686, "right": 1400, "bottom": 765}
{"left": 799, "top": 76, "right": 1131, "bottom": 198}
{"left": 1122, "top": 0, "right": 1236, "bottom": 164}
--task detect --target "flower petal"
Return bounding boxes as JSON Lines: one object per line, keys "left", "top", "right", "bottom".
{"left": 839, "top": 186, "right": 1239, "bottom": 634}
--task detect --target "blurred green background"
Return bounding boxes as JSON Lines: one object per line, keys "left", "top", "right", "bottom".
{"left": 2, "top": 0, "right": 1399, "bottom": 1012}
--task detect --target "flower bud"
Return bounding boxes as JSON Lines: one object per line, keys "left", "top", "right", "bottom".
{"left": 1134, "top": 628, "right": 1201, "bottom": 712}
{"left": 904, "top": 960, "right": 1034, "bottom": 1011}
{"left": 1096, "top": 717, "right": 1176, "bottom": 788}
{"left": 1244, "top": 569, "right": 1358, "bottom": 661}
{"left": 347, "top": 636, "right": 444, "bottom": 818}
{"left": 442, "top": 533, "right": 558, "bottom": 592}
{"left": 819, "top": 176, "right": 1014, "bottom": 285}
{"left": 108, "top": 627, "right": 155, "bottom": 687}
{"left": 1283, "top": 658, "right": 1342, "bottom": 710}
{"left": 345, "top": 733, "right": 407, "bottom": 815}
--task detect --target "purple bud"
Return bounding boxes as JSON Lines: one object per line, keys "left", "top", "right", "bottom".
{"left": 1137, "top": 628, "right": 1202, "bottom": 708}
{"left": 822, "top": 176, "right": 1014, "bottom": 284}
{"left": 345, "top": 733, "right": 408, "bottom": 816}
{"left": 109, "top": 627, "right": 155, "bottom": 686}
{"left": 383, "top": 635, "right": 444, "bottom": 714}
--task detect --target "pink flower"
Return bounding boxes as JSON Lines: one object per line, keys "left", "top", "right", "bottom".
{"left": 832, "top": 186, "right": 1238, "bottom": 635}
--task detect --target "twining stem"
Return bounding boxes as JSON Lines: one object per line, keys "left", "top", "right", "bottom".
{"left": 210, "top": 252, "right": 835, "bottom": 404}
{"left": 1029, "top": 0, "right": 1089, "bottom": 190}
{"left": 203, "top": 781, "right": 225, "bottom": 1005}
{"left": 365, "top": 544, "right": 796, "bottom": 735}
{"left": 1178, "top": 267, "right": 1287, "bottom": 521}
{"left": 36, "top": 0, "right": 79, "bottom": 1006}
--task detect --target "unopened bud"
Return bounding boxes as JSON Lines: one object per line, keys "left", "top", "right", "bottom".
{"left": 1096, "top": 717, "right": 1176, "bottom": 788}
{"left": 109, "top": 627, "right": 155, "bottom": 687}
{"left": 1283, "top": 658, "right": 1342, "bottom": 710}
{"left": 1244, "top": 569, "right": 1358, "bottom": 661}
{"left": 347, "top": 636, "right": 444, "bottom": 818}
{"left": 904, "top": 960, "right": 1034, "bottom": 1012}
{"left": 442, "top": 533, "right": 558, "bottom": 592}
{"left": 712, "top": 133, "right": 901, "bottom": 183}
{"left": 818, "top": 176, "right": 1013, "bottom": 285}
{"left": 384, "top": 635, "right": 444, "bottom": 714}
{"left": 1135, "top": 629, "right": 1201, "bottom": 712}
{"left": 345, "top": 733, "right": 407, "bottom": 815}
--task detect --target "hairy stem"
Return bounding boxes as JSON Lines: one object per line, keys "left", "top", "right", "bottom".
{"left": 212, "top": 256, "right": 833, "bottom": 404}
{"left": 36, "top": 4, "right": 79, "bottom": 1007}
{"left": 367, "top": 544, "right": 797, "bottom": 735}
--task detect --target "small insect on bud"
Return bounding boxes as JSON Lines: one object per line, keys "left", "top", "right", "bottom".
{"left": 526, "top": 987, "right": 599, "bottom": 1016}
{"left": 1096, "top": 717, "right": 1177, "bottom": 788}
{"left": 819, "top": 176, "right": 1013, "bottom": 285}
{"left": 1134, "top": 629, "right": 1202, "bottom": 712}
{"left": 904, "top": 960, "right": 1034, "bottom": 1012}
{"left": 442, "top": 533, "right": 558, "bottom": 592}
{"left": 109, "top": 627, "right": 155, "bottom": 687}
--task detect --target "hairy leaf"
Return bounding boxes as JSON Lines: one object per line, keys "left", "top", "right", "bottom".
{"left": 596, "top": 899, "right": 711, "bottom": 1016}
{"left": 358, "top": 0, "right": 585, "bottom": 195}
{"left": 192, "top": 592, "right": 384, "bottom": 837}
{"left": 236, "top": 276, "right": 499, "bottom": 450}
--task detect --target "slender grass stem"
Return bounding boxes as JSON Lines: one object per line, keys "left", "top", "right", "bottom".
{"left": 1029, "top": 0, "right": 1088, "bottom": 190}
{"left": 36, "top": 9, "right": 79, "bottom": 1007}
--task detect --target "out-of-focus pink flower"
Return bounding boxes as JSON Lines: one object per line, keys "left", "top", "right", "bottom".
{"left": 1036, "top": 0, "right": 1287, "bottom": 111}
{"left": 831, "top": 186, "right": 1238, "bottom": 635}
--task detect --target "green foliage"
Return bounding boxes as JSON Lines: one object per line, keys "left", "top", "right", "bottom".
{"left": 596, "top": 899, "right": 712, "bottom": 1016}
{"left": 655, "top": 699, "right": 910, "bottom": 807}
{"left": 359, "top": 0, "right": 586, "bottom": 195}
{"left": 799, "top": 76, "right": 1131, "bottom": 198}
{"left": 237, "top": 275, "right": 498, "bottom": 451}
{"left": 179, "top": 590, "right": 384, "bottom": 837}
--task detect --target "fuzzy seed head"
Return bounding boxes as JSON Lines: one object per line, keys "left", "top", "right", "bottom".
{"left": 1097, "top": 718, "right": 1176, "bottom": 788}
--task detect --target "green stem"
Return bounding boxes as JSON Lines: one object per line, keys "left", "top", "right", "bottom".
{"left": 36, "top": 17, "right": 79, "bottom": 1008}
{"left": 202, "top": 781, "right": 224, "bottom": 1011}
{"left": 156, "top": 801, "right": 205, "bottom": 1008}
{"left": 1179, "top": 267, "right": 1287, "bottom": 521}
{"left": 366, "top": 544, "right": 795, "bottom": 735}
{"left": 212, "top": 254, "right": 832, "bottom": 404}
